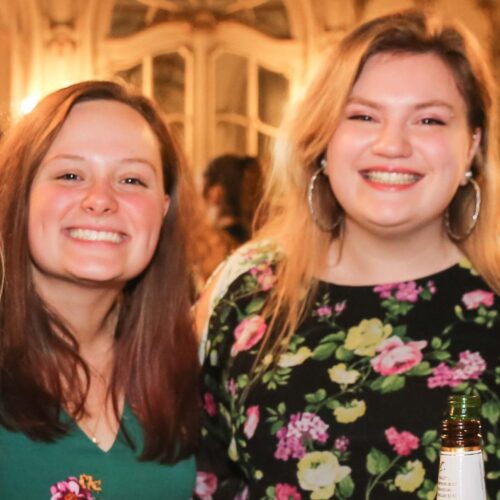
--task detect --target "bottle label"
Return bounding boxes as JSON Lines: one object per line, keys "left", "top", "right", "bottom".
{"left": 437, "top": 448, "right": 486, "bottom": 499}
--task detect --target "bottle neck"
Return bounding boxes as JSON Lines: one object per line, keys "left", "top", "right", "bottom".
{"left": 441, "top": 418, "right": 482, "bottom": 449}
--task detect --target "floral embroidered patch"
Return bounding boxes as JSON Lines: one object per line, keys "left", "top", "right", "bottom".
{"left": 50, "top": 474, "right": 102, "bottom": 500}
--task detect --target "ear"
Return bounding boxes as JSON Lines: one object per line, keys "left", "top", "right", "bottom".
{"left": 467, "top": 128, "right": 481, "bottom": 165}
{"left": 163, "top": 194, "right": 170, "bottom": 217}
{"left": 461, "top": 128, "right": 482, "bottom": 186}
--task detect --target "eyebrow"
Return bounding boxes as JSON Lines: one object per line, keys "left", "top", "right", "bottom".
{"left": 346, "top": 97, "right": 455, "bottom": 112}
{"left": 44, "top": 154, "right": 159, "bottom": 172}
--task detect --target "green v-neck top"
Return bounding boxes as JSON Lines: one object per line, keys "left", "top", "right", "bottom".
{"left": 0, "top": 404, "right": 195, "bottom": 499}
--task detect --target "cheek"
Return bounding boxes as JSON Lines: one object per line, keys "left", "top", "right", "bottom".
{"left": 416, "top": 132, "right": 470, "bottom": 167}
{"left": 28, "top": 186, "right": 74, "bottom": 222}
{"left": 327, "top": 126, "right": 371, "bottom": 166}
{"left": 126, "top": 195, "right": 167, "bottom": 237}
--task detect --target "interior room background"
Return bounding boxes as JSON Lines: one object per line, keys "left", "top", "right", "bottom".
{"left": 0, "top": 0, "right": 498, "bottom": 174}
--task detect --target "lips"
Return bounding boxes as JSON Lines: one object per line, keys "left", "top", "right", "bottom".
{"left": 68, "top": 228, "right": 125, "bottom": 243}
{"left": 360, "top": 169, "right": 422, "bottom": 186}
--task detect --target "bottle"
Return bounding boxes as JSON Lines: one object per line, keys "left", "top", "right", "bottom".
{"left": 436, "top": 394, "right": 486, "bottom": 500}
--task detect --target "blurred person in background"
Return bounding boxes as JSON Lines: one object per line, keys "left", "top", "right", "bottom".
{"left": 203, "top": 154, "right": 263, "bottom": 248}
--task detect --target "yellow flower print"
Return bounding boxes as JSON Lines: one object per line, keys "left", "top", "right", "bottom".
{"left": 458, "top": 257, "right": 478, "bottom": 275}
{"left": 328, "top": 363, "right": 360, "bottom": 385}
{"left": 334, "top": 399, "right": 366, "bottom": 424}
{"left": 278, "top": 347, "right": 312, "bottom": 367}
{"left": 297, "top": 451, "right": 351, "bottom": 499}
{"left": 345, "top": 318, "right": 392, "bottom": 356}
{"left": 79, "top": 474, "right": 102, "bottom": 493}
{"left": 395, "top": 460, "right": 426, "bottom": 492}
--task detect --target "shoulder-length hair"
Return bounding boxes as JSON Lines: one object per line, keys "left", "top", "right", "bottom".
{"left": 0, "top": 80, "right": 199, "bottom": 462}
{"left": 256, "top": 9, "right": 500, "bottom": 361}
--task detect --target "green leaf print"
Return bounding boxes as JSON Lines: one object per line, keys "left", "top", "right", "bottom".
{"left": 337, "top": 474, "right": 355, "bottom": 497}
{"left": 312, "top": 342, "right": 337, "bottom": 361}
{"left": 421, "top": 430, "right": 438, "bottom": 446}
{"left": 335, "top": 346, "right": 355, "bottom": 362}
{"left": 454, "top": 305, "right": 465, "bottom": 320}
{"left": 320, "top": 331, "right": 346, "bottom": 343}
{"left": 431, "top": 337, "right": 442, "bottom": 349}
{"left": 481, "top": 399, "right": 500, "bottom": 425}
{"left": 392, "top": 325, "right": 407, "bottom": 338}
{"left": 245, "top": 296, "right": 266, "bottom": 315}
{"left": 406, "top": 361, "right": 432, "bottom": 376}
{"left": 425, "top": 446, "right": 438, "bottom": 463}
{"left": 381, "top": 375, "right": 405, "bottom": 393}
{"left": 417, "top": 479, "right": 437, "bottom": 499}
{"left": 427, "top": 350, "right": 451, "bottom": 361}
{"left": 305, "top": 389, "right": 327, "bottom": 404}
{"left": 366, "top": 448, "right": 390, "bottom": 475}
{"left": 237, "top": 374, "right": 249, "bottom": 388}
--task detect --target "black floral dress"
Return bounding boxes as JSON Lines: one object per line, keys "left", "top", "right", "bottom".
{"left": 194, "top": 242, "right": 500, "bottom": 500}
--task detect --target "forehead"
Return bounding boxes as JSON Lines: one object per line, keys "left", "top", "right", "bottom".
{"left": 351, "top": 52, "right": 465, "bottom": 107}
{"left": 40, "top": 100, "right": 163, "bottom": 174}
{"left": 47, "top": 99, "right": 162, "bottom": 159}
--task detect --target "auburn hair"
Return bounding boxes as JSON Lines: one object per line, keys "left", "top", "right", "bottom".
{"left": 0, "top": 80, "right": 199, "bottom": 462}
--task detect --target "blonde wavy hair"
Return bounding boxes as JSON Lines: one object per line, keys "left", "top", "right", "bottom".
{"left": 255, "top": 9, "right": 500, "bottom": 362}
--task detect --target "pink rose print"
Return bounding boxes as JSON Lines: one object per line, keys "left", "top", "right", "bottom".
{"left": 427, "top": 363, "right": 461, "bottom": 389}
{"left": 244, "top": 405, "right": 260, "bottom": 439}
{"left": 374, "top": 281, "right": 435, "bottom": 301}
{"left": 334, "top": 435, "right": 350, "bottom": 452}
{"left": 275, "top": 412, "right": 329, "bottom": 461}
{"left": 194, "top": 472, "right": 217, "bottom": 500}
{"left": 275, "top": 483, "right": 301, "bottom": 500}
{"left": 385, "top": 427, "right": 419, "bottom": 456}
{"left": 50, "top": 477, "right": 95, "bottom": 500}
{"left": 394, "top": 282, "right": 423, "bottom": 303}
{"left": 335, "top": 301, "right": 347, "bottom": 314}
{"left": 203, "top": 392, "right": 217, "bottom": 417}
{"left": 235, "top": 487, "right": 249, "bottom": 500}
{"left": 373, "top": 283, "right": 397, "bottom": 299}
{"left": 371, "top": 337, "right": 427, "bottom": 376}
{"left": 462, "top": 290, "right": 494, "bottom": 310}
{"left": 250, "top": 263, "right": 276, "bottom": 291}
{"left": 231, "top": 315, "right": 267, "bottom": 356}
{"left": 315, "top": 306, "right": 332, "bottom": 317}
{"left": 427, "top": 351, "right": 486, "bottom": 389}
{"left": 454, "top": 350, "right": 487, "bottom": 380}
{"left": 227, "top": 378, "right": 237, "bottom": 397}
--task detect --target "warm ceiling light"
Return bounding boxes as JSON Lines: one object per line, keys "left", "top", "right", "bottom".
{"left": 20, "top": 95, "right": 40, "bottom": 115}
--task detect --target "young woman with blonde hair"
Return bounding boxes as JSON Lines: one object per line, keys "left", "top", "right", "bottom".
{"left": 195, "top": 9, "right": 499, "bottom": 499}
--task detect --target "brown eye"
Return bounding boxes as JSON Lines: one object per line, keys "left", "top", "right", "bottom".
{"left": 122, "top": 177, "right": 147, "bottom": 187}
{"left": 57, "top": 172, "right": 80, "bottom": 181}
{"left": 421, "top": 117, "right": 445, "bottom": 126}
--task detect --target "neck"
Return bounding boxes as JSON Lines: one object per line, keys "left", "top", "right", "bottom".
{"left": 33, "top": 270, "right": 121, "bottom": 354}
{"left": 321, "top": 219, "right": 463, "bottom": 285}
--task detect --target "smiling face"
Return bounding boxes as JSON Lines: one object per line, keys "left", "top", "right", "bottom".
{"left": 28, "top": 99, "right": 169, "bottom": 290}
{"left": 326, "top": 52, "right": 480, "bottom": 239}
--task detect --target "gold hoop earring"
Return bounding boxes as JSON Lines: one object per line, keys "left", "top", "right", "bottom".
{"left": 445, "top": 177, "right": 481, "bottom": 241}
{"left": 307, "top": 164, "right": 342, "bottom": 232}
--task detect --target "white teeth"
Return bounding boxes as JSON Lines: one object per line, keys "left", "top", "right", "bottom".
{"left": 69, "top": 229, "right": 123, "bottom": 243}
{"left": 363, "top": 171, "right": 420, "bottom": 185}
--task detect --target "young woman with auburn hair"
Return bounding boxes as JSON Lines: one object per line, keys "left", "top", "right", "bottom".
{"left": 0, "top": 80, "right": 199, "bottom": 498}
{"left": 195, "top": 10, "right": 500, "bottom": 499}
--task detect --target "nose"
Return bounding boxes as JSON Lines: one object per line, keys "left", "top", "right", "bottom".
{"left": 81, "top": 180, "right": 118, "bottom": 215}
{"left": 371, "top": 123, "right": 412, "bottom": 158}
